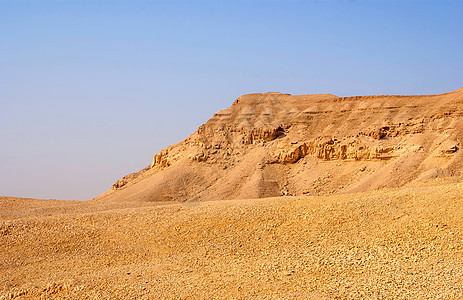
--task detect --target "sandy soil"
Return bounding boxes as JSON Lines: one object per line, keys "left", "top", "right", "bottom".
{"left": 2, "top": 179, "right": 463, "bottom": 299}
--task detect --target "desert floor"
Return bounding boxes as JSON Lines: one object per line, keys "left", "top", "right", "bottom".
{"left": 2, "top": 179, "right": 463, "bottom": 299}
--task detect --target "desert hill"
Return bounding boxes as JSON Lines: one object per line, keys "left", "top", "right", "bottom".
{"left": 3, "top": 88, "right": 463, "bottom": 298}
{"left": 95, "top": 88, "right": 463, "bottom": 203}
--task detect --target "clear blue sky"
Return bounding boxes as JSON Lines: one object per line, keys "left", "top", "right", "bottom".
{"left": 1, "top": 0, "right": 462, "bottom": 200}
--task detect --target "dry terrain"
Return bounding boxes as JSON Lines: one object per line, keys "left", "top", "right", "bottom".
{"left": 99, "top": 88, "right": 463, "bottom": 204}
{"left": 2, "top": 178, "right": 463, "bottom": 299}
{"left": 3, "top": 89, "right": 463, "bottom": 299}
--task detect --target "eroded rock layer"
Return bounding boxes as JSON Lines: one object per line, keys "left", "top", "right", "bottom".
{"left": 98, "top": 88, "right": 463, "bottom": 203}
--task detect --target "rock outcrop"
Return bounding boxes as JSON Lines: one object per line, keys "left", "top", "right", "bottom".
{"left": 95, "top": 88, "right": 463, "bottom": 203}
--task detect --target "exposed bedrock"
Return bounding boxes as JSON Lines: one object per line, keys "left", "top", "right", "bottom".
{"left": 102, "top": 88, "right": 463, "bottom": 202}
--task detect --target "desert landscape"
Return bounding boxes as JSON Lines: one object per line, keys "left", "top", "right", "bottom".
{"left": 2, "top": 88, "right": 463, "bottom": 299}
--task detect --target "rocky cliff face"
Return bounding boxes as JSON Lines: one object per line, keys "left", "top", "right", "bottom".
{"left": 98, "top": 88, "right": 463, "bottom": 203}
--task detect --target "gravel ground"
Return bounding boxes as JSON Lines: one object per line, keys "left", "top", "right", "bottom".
{"left": 2, "top": 181, "right": 463, "bottom": 299}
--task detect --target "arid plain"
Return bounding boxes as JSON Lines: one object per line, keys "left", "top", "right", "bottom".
{"left": 2, "top": 88, "right": 463, "bottom": 299}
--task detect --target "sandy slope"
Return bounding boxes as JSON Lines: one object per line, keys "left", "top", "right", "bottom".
{"left": 2, "top": 178, "right": 463, "bottom": 299}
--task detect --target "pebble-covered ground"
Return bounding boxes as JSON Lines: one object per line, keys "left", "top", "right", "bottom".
{"left": 2, "top": 180, "right": 463, "bottom": 299}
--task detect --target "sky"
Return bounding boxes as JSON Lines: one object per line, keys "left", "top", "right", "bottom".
{"left": 1, "top": 0, "right": 462, "bottom": 200}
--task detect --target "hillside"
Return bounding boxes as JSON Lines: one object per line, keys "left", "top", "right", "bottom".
{"left": 95, "top": 88, "right": 463, "bottom": 203}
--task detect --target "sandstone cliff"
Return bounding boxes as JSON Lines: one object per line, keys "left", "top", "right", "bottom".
{"left": 95, "top": 88, "right": 463, "bottom": 203}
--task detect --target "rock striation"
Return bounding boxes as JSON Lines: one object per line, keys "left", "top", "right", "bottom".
{"left": 96, "top": 88, "right": 463, "bottom": 203}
